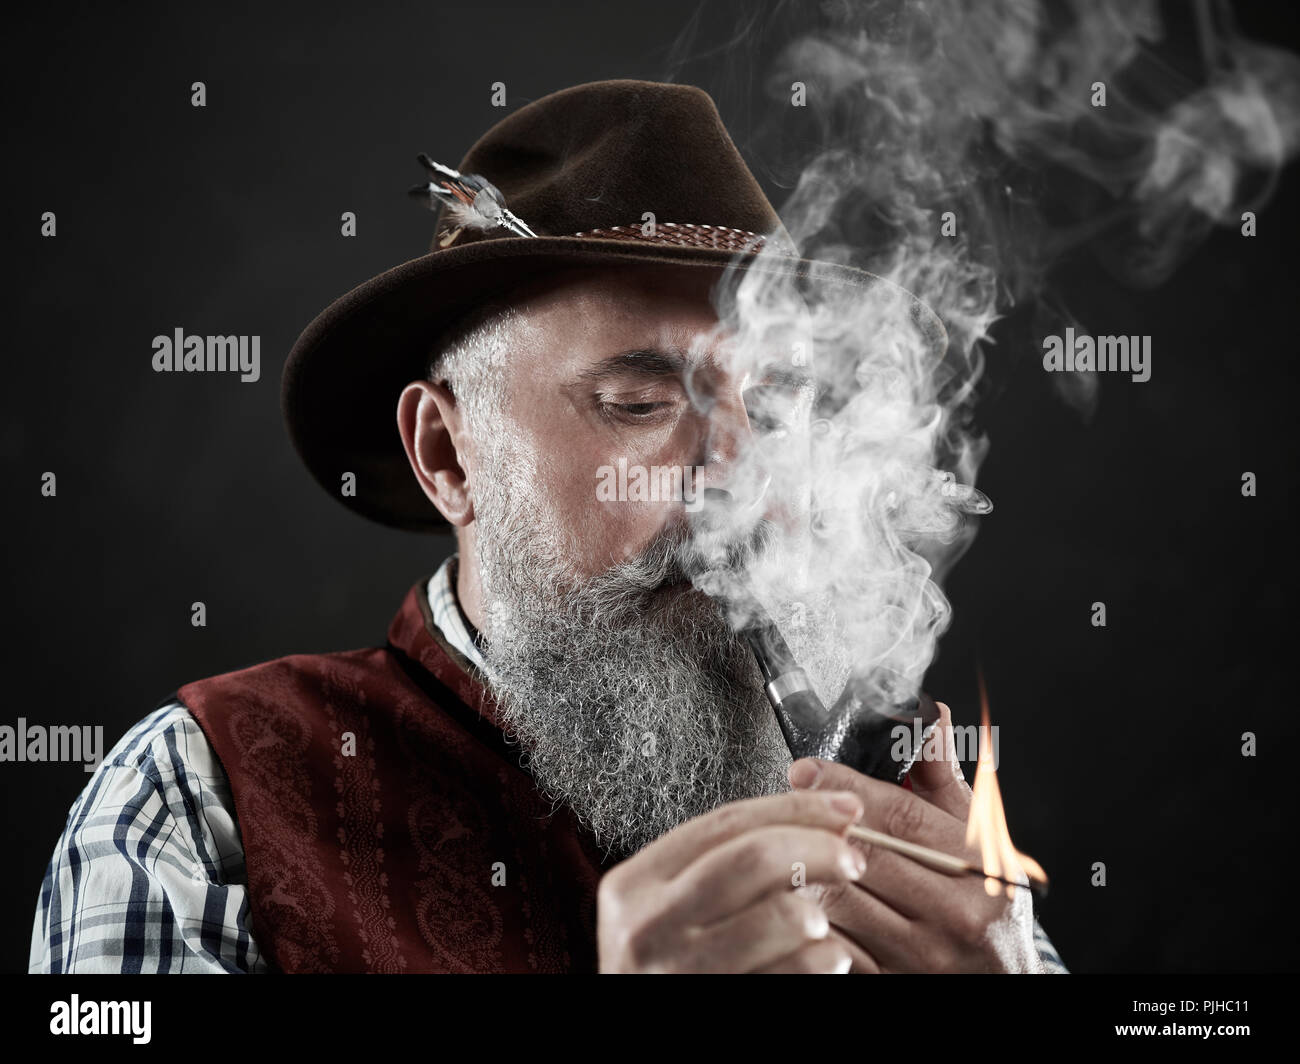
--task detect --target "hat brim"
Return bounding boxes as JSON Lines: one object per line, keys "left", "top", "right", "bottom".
{"left": 281, "top": 236, "right": 948, "bottom": 532}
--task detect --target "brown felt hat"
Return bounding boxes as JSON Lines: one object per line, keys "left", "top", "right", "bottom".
{"left": 282, "top": 79, "right": 946, "bottom": 532}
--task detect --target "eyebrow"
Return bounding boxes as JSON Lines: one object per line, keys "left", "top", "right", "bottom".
{"left": 576, "top": 347, "right": 813, "bottom": 391}
{"left": 576, "top": 348, "right": 690, "bottom": 386}
{"left": 752, "top": 368, "right": 815, "bottom": 391}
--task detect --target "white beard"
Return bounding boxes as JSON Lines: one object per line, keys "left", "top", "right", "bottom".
{"left": 469, "top": 443, "right": 798, "bottom": 861}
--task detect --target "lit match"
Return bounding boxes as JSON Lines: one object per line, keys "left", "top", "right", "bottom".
{"left": 848, "top": 669, "right": 1051, "bottom": 899}
{"left": 845, "top": 822, "right": 1049, "bottom": 897}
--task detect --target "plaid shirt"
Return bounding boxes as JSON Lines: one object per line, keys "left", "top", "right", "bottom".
{"left": 30, "top": 556, "right": 1067, "bottom": 973}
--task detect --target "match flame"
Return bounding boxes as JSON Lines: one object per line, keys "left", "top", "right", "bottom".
{"left": 964, "top": 670, "right": 1049, "bottom": 898}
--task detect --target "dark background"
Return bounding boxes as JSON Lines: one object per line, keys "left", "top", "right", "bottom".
{"left": 4, "top": 1, "right": 1297, "bottom": 974}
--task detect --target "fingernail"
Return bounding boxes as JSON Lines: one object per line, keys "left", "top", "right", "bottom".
{"left": 840, "top": 846, "right": 866, "bottom": 880}
{"left": 788, "top": 758, "right": 823, "bottom": 790}
{"left": 828, "top": 793, "right": 861, "bottom": 820}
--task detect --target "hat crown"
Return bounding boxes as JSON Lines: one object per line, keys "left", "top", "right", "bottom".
{"left": 430, "top": 80, "right": 785, "bottom": 251}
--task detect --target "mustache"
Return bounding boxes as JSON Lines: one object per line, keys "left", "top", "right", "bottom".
{"left": 611, "top": 518, "right": 779, "bottom": 593}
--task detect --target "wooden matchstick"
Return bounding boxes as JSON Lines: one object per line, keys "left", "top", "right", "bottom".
{"left": 846, "top": 824, "right": 1048, "bottom": 894}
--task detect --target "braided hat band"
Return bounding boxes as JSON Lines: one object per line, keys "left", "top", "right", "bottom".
{"left": 570, "top": 222, "right": 792, "bottom": 254}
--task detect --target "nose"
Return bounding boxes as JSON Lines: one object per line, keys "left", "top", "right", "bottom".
{"left": 701, "top": 388, "right": 750, "bottom": 470}
{"left": 694, "top": 387, "right": 771, "bottom": 516}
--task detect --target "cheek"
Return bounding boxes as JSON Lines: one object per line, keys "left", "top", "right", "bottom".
{"left": 532, "top": 439, "right": 690, "bottom": 575}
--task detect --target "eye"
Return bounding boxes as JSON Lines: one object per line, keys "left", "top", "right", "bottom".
{"left": 746, "top": 409, "right": 788, "bottom": 434}
{"left": 598, "top": 396, "right": 678, "bottom": 424}
{"left": 743, "top": 384, "right": 805, "bottom": 435}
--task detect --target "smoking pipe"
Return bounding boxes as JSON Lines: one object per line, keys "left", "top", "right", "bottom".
{"left": 715, "top": 576, "right": 940, "bottom": 784}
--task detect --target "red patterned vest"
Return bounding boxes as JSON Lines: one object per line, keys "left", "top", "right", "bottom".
{"left": 177, "top": 577, "right": 613, "bottom": 973}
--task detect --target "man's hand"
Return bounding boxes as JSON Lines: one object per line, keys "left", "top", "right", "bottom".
{"left": 597, "top": 790, "right": 869, "bottom": 973}
{"left": 789, "top": 701, "right": 1046, "bottom": 973}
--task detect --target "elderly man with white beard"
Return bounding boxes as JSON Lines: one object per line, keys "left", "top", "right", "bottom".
{"left": 31, "top": 80, "right": 1067, "bottom": 974}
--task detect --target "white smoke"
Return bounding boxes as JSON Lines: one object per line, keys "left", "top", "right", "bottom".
{"left": 681, "top": 0, "right": 1300, "bottom": 714}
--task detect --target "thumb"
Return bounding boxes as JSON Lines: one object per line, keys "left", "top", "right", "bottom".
{"left": 905, "top": 700, "right": 972, "bottom": 821}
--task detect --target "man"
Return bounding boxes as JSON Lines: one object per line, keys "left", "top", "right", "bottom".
{"left": 31, "top": 80, "right": 1066, "bottom": 973}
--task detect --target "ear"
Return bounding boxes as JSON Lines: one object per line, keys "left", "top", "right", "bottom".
{"left": 396, "top": 380, "right": 475, "bottom": 526}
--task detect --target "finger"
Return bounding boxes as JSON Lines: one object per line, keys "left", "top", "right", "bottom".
{"left": 681, "top": 891, "right": 834, "bottom": 973}
{"left": 634, "top": 789, "right": 865, "bottom": 882}
{"left": 669, "top": 823, "right": 866, "bottom": 925}
{"left": 751, "top": 937, "right": 853, "bottom": 974}
{"left": 906, "top": 701, "right": 974, "bottom": 820}
{"left": 827, "top": 925, "right": 881, "bottom": 974}
{"left": 822, "top": 878, "right": 925, "bottom": 969}
{"left": 849, "top": 833, "right": 973, "bottom": 919}
{"left": 791, "top": 757, "right": 966, "bottom": 851}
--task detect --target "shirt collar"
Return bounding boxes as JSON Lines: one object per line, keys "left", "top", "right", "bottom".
{"left": 425, "top": 554, "right": 487, "bottom": 673}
